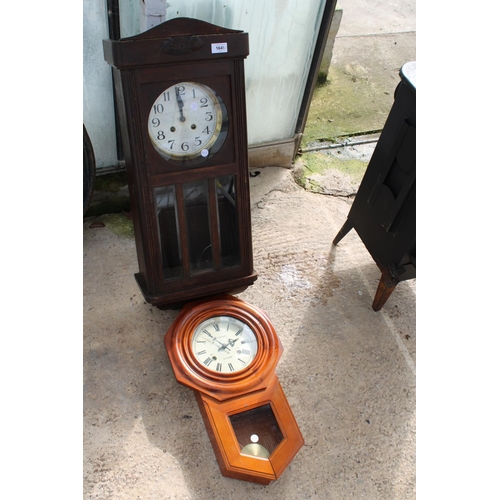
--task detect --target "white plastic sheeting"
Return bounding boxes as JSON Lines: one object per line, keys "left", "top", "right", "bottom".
{"left": 83, "top": 0, "right": 326, "bottom": 170}
{"left": 83, "top": 0, "right": 118, "bottom": 169}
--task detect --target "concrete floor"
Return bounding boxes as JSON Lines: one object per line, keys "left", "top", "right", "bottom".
{"left": 83, "top": 1, "right": 416, "bottom": 498}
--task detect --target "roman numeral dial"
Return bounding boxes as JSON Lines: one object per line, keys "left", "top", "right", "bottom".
{"left": 191, "top": 316, "right": 258, "bottom": 374}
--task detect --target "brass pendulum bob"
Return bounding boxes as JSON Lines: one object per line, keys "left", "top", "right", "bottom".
{"left": 240, "top": 434, "right": 270, "bottom": 459}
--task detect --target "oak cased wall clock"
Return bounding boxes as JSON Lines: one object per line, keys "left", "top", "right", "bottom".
{"left": 103, "top": 18, "right": 257, "bottom": 309}
{"left": 165, "top": 295, "right": 304, "bottom": 484}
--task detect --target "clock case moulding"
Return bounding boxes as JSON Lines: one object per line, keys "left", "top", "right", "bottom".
{"left": 103, "top": 18, "right": 257, "bottom": 309}
{"left": 165, "top": 295, "right": 304, "bottom": 484}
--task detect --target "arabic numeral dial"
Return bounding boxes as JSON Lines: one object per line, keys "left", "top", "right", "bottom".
{"left": 147, "top": 81, "right": 224, "bottom": 162}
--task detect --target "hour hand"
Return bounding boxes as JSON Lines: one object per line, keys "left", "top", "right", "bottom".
{"left": 175, "top": 87, "right": 186, "bottom": 122}
{"left": 215, "top": 338, "right": 231, "bottom": 352}
{"left": 217, "top": 338, "right": 237, "bottom": 352}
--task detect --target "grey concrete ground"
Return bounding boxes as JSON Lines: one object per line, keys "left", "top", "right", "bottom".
{"left": 83, "top": 2, "right": 416, "bottom": 498}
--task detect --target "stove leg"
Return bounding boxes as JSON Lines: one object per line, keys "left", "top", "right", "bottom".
{"left": 333, "top": 219, "right": 353, "bottom": 246}
{"left": 372, "top": 271, "right": 400, "bottom": 311}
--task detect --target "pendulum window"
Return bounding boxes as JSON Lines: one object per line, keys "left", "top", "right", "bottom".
{"left": 155, "top": 185, "right": 183, "bottom": 279}
{"left": 229, "top": 404, "right": 284, "bottom": 459}
{"left": 216, "top": 175, "right": 240, "bottom": 269}
{"left": 155, "top": 175, "right": 241, "bottom": 280}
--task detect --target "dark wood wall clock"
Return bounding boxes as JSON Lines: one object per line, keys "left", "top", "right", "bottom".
{"left": 165, "top": 295, "right": 304, "bottom": 484}
{"left": 103, "top": 18, "right": 257, "bottom": 308}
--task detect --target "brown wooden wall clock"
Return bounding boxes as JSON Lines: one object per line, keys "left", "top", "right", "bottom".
{"left": 103, "top": 18, "right": 257, "bottom": 309}
{"left": 165, "top": 295, "right": 304, "bottom": 484}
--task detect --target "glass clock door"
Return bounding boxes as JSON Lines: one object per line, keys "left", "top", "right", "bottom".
{"left": 154, "top": 175, "right": 241, "bottom": 281}
{"left": 230, "top": 404, "right": 285, "bottom": 459}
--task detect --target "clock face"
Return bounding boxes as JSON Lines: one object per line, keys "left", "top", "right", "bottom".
{"left": 148, "top": 81, "right": 227, "bottom": 163}
{"left": 191, "top": 316, "right": 258, "bottom": 374}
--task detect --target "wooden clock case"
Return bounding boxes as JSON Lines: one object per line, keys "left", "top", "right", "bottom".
{"left": 165, "top": 295, "right": 304, "bottom": 484}
{"left": 103, "top": 18, "right": 257, "bottom": 309}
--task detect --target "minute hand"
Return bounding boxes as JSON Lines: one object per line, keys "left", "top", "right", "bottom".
{"left": 213, "top": 337, "right": 231, "bottom": 352}
{"left": 218, "top": 338, "right": 238, "bottom": 351}
{"left": 175, "top": 87, "right": 186, "bottom": 123}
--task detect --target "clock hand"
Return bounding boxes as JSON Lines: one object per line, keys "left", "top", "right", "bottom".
{"left": 211, "top": 337, "right": 231, "bottom": 352}
{"left": 218, "top": 338, "right": 238, "bottom": 352}
{"left": 175, "top": 87, "right": 186, "bottom": 123}
{"left": 201, "top": 329, "right": 231, "bottom": 352}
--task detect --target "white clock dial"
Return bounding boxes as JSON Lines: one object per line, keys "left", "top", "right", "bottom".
{"left": 148, "top": 81, "right": 224, "bottom": 161}
{"left": 191, "top": 316, "right": 258, "bottom": 374}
